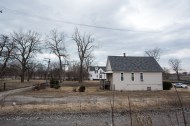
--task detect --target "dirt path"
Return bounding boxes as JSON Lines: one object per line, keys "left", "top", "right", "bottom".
{"left": 0, "top": 87, "right": 32, "bottom": 101}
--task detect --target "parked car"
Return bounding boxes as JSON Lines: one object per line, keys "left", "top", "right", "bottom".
{"left": 173, "top": 83, "right": 188, "bottom": 88}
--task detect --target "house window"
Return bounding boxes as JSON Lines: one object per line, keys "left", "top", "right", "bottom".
{"left": 140, "top": 73, "right": 143, "bottom": 81}
{"left": 95, "top": 67, "right": 98, "bottom": 74}
{"left": 147, "top": 87, "right": 151, "bottom": 91}
{"left": 131, "top": 73, "right": 134, "bottom": 81}
{"left": 121, "top": 73, "right": 124, "bottom": 81}
{"left": 95, "top": 70, "right": 98, "bottom": 74}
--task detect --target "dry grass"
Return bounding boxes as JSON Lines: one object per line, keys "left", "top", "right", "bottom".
{"left": 1, "top": 91, "right": 189, "bottom": 115}
{"left": 0, "top": 103, "right": 110, "bottom": 114}
{"left": 11, "top": 80, "right": 104, "bottom": 97}
{"left": 1, "top": 80, "right": 190, "bottom": 114}
{"left": 0, "top": 79, "right": 45, "bottom": 91}
{"left": 12, "top": 80, "right": 190, "bottom": 105}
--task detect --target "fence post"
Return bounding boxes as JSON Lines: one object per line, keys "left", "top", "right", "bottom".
{"left": 3, "top": 83, "right": 6, "bottom": 91}
{"left": 111, "top": 84, "right": 115, "bottom": 126}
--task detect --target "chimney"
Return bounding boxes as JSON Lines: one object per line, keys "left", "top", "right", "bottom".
{"left": 123, "top": 53, "right": 126, "bottom": 57}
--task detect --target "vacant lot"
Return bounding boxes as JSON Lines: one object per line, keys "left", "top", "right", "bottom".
{"left": 0, "top": 80, "right": 190, "bottom": 113}
{"left": 0, "top": 79, "right": 44, "bottom": 91}
{"left": 0, "top": 80, "right": 190, "bottom": 126}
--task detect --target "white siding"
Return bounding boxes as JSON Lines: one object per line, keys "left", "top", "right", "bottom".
{"left": 89, "top": 68, "right": 107, "bottom": 80}
{"left": 106, "top": 60, "right": 112, "bottom": 71}
{"left": 112, "top": 72, "right": 163, "bottom": 91}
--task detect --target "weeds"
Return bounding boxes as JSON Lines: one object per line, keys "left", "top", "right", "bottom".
{"left": 174, "top": 87, "right": 187, "bottom": 126}
{"left": 128, "top": 96, "right": 133, "bottom": 126}
{"left": 135, "top": 112, "right": 153, "bottom": 126}
{"left": 109, "top": 90, "right": 115, "bottom": 126}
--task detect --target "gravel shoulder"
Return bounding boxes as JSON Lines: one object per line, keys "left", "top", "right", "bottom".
{"left": 0, "top": 109, "right": 190, "bottom": 126}
{"left": 0, "top": 82, "right": 190, "bottom": 125}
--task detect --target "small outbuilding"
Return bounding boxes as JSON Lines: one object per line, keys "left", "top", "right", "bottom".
{"left": 105, "top": 55, "right": 163, "bottom": 91}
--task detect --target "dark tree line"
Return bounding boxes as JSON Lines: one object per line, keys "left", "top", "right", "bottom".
{"left": 0, "top": 35, "right": 15, "bottom": 77}
{"left": 0, "top": 28, "right": 95, "bottom": 83}
{"left": 12, "top": 31, "right": 41, "bottom": 82}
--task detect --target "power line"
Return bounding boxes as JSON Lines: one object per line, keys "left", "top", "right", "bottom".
{"left": 0, "top": 5, "right": 159, "bottom": 33}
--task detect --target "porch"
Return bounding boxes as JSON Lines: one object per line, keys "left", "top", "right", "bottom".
{"left": 100, "top": 71, "right": 113, "bottom": 90}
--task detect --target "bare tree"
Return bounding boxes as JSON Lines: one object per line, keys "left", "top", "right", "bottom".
{"left": 145, "top": 47, "right": 161, "bottom": 61}
{"left": 34, "top": 63, "right": 47, "bottom": 80}
{"left": 12, "top": 30, "right": 41, "bottom": 82}
{"left": 49, "top": 61, "right": 60, "bottom": 79}
{"left": 66, "top": 61, "right": 80, "bottom": 81}
{"left": 162, "top": 67, "right": 170, "bottom": 80}
{"left": 85, "top": 54, "right": 94, "bottom": 70}
{"left": 85, "top": 55, "right": 95, "bottom": 69}
{"left": 4, "top": 62, "right": 20, "bottom": 79}
{"left": 0, "top": 34, "right": 15, "bottom": 78}
{"left": 26, "top": 62, "right": 38, "bottom": 81}
{"left": 72, "top": 28, "right": 95, "bottom": 83}
{"left": 169, "top": 58, "right": 181, "bottom": 81}
{"left": 47, "top": 29, "right": 67, "bottom": 83}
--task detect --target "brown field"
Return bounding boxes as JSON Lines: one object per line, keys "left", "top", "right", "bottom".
{"left": 0, "top": 79, "right": 45, "bottom": 91}
{"left": 0, "top": 80, "right": 190, "bottom": 114}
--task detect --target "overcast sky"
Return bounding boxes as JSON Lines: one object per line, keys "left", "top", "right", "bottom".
{"left": 0, "top": 0, "right": 190, "bottom": 72}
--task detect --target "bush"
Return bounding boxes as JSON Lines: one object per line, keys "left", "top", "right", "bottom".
{"left": 163, "top": 81, "right": 173, "bottom": 90}
{"left": 50, "top": 78, "right": 60, "bottom": 89}
{"left": 72, "top": 87, "right": 77, "bottom": 92}
{"left": 78, "top": 85, "right": 85, "bottom": 92}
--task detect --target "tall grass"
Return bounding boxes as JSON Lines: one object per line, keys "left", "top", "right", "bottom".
{"left": 174, "top": 87, "right": 187, "bottom": 126}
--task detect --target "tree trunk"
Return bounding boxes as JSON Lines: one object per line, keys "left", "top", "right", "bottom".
{"left": 27, "top": 70, "right": 33, "bottom": 82}
{"left": 21, "top": 73, "right": 24, "bottom": 82}
{"left": 176, "top": 71, "right": 180, "bottom": 81}
{"left": 27, "top": 69, "right": 30, "bottom": 82}
{"left": 0, "top": 57, "right": 9, "bottom": 78}
{"left": 79, "top": 62, "right": 83, "bottom": 83}
{"left": 59, "top": 57, "right": 63, "bottom": 83}
{"left": 21, "top": 65, "right": 25, "bottom": 83}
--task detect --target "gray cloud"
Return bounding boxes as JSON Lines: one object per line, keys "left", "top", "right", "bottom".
{"left": 0, "top": 0, "right": 190, "bottom": 71}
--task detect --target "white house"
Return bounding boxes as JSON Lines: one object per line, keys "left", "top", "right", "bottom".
{"left": 105, "top": 55, "right": 163, "bottom": 91}
{"left": 88, "top": 66, "right": 107, "bottom": 80}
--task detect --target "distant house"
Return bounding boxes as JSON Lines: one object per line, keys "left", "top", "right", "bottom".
{"left": 105, "top": 55, "right": 163, "bottom": 91}
{"left": 88, "top": 66, "right": 106, "bottom": 80}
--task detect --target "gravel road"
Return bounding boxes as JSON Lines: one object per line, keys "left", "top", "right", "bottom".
{"left": 1, "top": 86, "right": 190, "bottom": 126}
{"left": 0, "top": 109, "right": 190, "bottom": 126}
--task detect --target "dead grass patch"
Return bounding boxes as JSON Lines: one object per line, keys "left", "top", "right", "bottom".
{"left": 1, "top": 80, "right": 190, "bottom": 114}
{"left": 0, "top": 79, "right": 45, "bottom": 91}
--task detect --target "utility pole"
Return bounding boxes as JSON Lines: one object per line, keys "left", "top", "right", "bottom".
{"left": 44, "top": 58, "right": 50, "bottom": 87}
{"left": 62, "top": 60, "right": 69, "bottom": 81}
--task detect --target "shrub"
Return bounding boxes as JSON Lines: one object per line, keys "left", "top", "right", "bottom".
{"left": 50, "top": 78, "right": 60, "bottom": 89}
{"left": 163, "top": 81, "right": 173, "bottom": 90}
{"left": 78, "top": 85, "right": 85, "bottom": 92}
{"left": 72, "top": 87, "right": 77, "bottom": 92}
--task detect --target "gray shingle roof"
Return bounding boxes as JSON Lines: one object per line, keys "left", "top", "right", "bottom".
{"left": 108, "top": 56, "right": 163, "bottom": 72}
{"left": 89, "top": 66, "right": 106, "bottom": 71}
